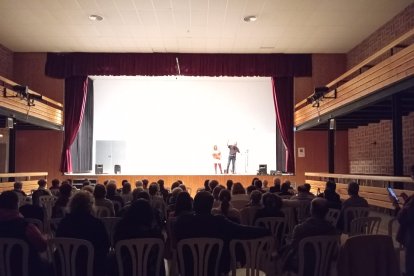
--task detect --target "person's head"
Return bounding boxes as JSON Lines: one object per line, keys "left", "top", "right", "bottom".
{"left": 82, "top": 180, "right": 91, "bottom": 187}
{"left": 347, "top": 182, "right": 360, "bottom": 196}
{"left": 281, "top": 181, "right": 291, "bottom": 193}
{"left": 0, "top": 191, "right": 18, "bottom": 210}
{"left": 69, "top": 191, "right": 94, "bottom": 215}
{"left": 273, "top": 178, "right": 281, "bottom": 186}
{"left": 219, "top": 189, "right": 232, "bottom": 213}
{"left": 123, "top": 199, "right": 153, "bottom": 226}
{"left": 325, "top": 180, "right": 336, "bottom": 191}
{"left": 142, "top": 179, "right": 149, "bottom": 189}
{"left": 310, "top": 197, "right": 329, "bottom": 219}
{"left": 59, "top": 182, "right": 73, "bottom": 198}
{"left": 81, "top": 185, "right": 94, "bottom": 194}
{"left": 171, "top": 187, "right": 183, "bottom": 199}
{"left": 297, "top": 185, "right": 306, "bottom": 194}
{"left": 106, "top": 182, "right": 118, "bottom": 197}
{"left": 157, "top": 179, "right": 165, "bottom": 190}
{"left": 226, "top": 179, "right": 233, "bottom": 191}
{"left": 250, "top": 190, "right": 262, "bottom": 205}
{"left": 178, "top": 184, "right": 187, "bottom": 192}
{"left": 51, "top": 179, "right": 60, "bottom": 188}
{"left": 175, "top": 192, "right": 193, "bottom": 216}
{"left": 122, "top": 182, "right": 132, "bottom": 194}
{"left": 135, "top": 180, "right": 143, "bottom": 189}
{"left": 38, "top": 179, "right": 47, "bottom": 188}
{"left": 212, "top": 185, "right": 225, "bottom": 200}
{"left": 148, "top": 182, "right": 159, "bottom": 196}
{"left": 121, "top": 179, "right": 128, "bottom": 186}
{"left": 251, "top": 177, "right": 259, "bottom": 186}
{"left": 262, "top": 193, "right": 283, "bottom": 210}
{"left": 254, "top": 179, "right": 263, "bottom": 190}
{"left": 263, "top": 180, "right": 269, "bottom": 188}
{"left": 231, "top": 182, "right": 246, "bottom": 195}
{"left": 246, "top": 185, "right": 257, "bottom": 195}
{"left": 93, "top": 184, "right": 106, "bottom": 199}
{"left": 303, "top": 183, "right": 311, "bottom": 193}
{"left": 209, "top": 180, "right": 219, "bottom": 191}
{"left": 132, "top": 189, "right": 150, "bottom": 201}
{"left": 13, "top": 181, "right": 23, "bottom": 191}
{"left": 203, "top": 179, "right": 210, "bottom": 191}
{"left": 193, "top": 191, "right": 214, "bottom": 215}
{"left": 171, "top": 181, "right": 181, "bottom": 191}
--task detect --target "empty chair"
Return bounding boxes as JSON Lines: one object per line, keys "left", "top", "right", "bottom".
{"left": 0, "top": 238, "right": 29, "bottom": 276}
{"left": 100, "top": 217, "right": 121, "bottom": 248}
{"left": 325, "top": 208, "right": 341, "bottom": 228}
{"left": 338, "top": 235, "right": 400, "bottom": 276}
{"left": 49, "top": 237, "right": 94, "bottom": 276}
{"left": 229, "top": 236, "right": 274, "bottom": 276}
{"left": 342, "top": 207, "right": 369, "bottom": 234}
{"left": 297, "top": 235, "right": 340, "bottom": 276}
{"left": 177, "top": 237, "right": 223, "bottom": 276}
{"left": 94, "top": 206, "right": 112, "bottom": 218}
{"left": 349, "top": 216, "right": 381, "bottom": 236}
{"left": 115, "top": 238, "right": 164, "bottom": 276}
{"left": 255, "top": 217, "right": 287, "bottom": 249}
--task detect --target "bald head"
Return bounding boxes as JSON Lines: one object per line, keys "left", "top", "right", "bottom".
{"left": 310, "top": 197, "right": 329, "bottom": 219}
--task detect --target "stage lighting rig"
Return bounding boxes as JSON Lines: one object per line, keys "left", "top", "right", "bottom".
{"left": 306, "top": 86, "right": 336, "bottom": 107}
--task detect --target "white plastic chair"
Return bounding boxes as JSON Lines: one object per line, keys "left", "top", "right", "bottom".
{"left": 100, "top": 217, "right": 121, "bottom": 248}
{"left": 294, "top": 200, "right": 311, "bottom": 224}
{"left": 49, "top": 237, "right": 94, "bottom": 276}
{"left": 343, "top": 207, "right": 369, "bottom": 234}
{"left": 177, "top": 237, "right": 223, "bottom": 276}
{"left": 94, "top": 206, "right": 112, "bottom": 218}
{"left": 349, "top": 216, "right": 381, "bottom": 236}
{"left": 0, "top": 238, "right": 29, "bottom": 276}
{"left": 115, "top": 238, "right": 164, "bottom": 276}
{"left": 255, "top": 217, "right": 287, "bottom": 248}
{"left": 281, "top": 207, "right": 296, "bottom": 235}
{"left": 297, "top": 235, "right": 340, "bottom": 276}
{"left": 229, "top": 236, "right": 274, "bottom": 276}
{"left": 325, "top": 208, "right": 341, "bottom": 228}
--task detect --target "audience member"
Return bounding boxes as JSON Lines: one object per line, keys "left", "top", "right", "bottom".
{"left": 209, "top": 179, "right": 219, "bottom": 191}
{"left": 135, "top": 180, "right": 144, "bottom": 191}
{"left": 49, "top": 179, "right": 60, "bottom": 196}
{"left": 318, "top": 180, "right": 342, "bottom": 210}
{"left": 253, "top": 193, "right": 284, "bottom": 224}
{"left": 0, "top": 191, "right": 48, "bottom": 276}
{"left": 282, "top": 198, "right": 337, "bottom": 273}
{"left": 201, "top": 179, "right": 211, "bottom": 192}
{"left": 246, "top": 185, "right": 257, "bottom": 195}
{"left": 231, "top": 182, "right": 249, "bottom": 201}
{"left": 290, "top": 185, "right": 314, "bottom": 201}
{"left": 174, "top": 191, "right": 270, "bottom": 274}
{"left": 120, "top": 182, "right": 133, "bottom": 204}
{"left": 212, "top": 185, "right": 225, "bottom": 208}
{"left": 279, "top": 181, "right": 295, "bottom": 198}
{"left": 240, "top": 190, "right": 263, "bottom": 225}
{"left": 149, "top": 182, "right": 167, "bottom": 221}
{"left": 269, "top": 177, "right": 282, "bottom": 194}
{"left": 93, "top": 184, "right": 115, "bottom": 216}
{"left": 13, "top": 181, "right": 27, "bottom": 200}
{"left": 226, "top": 179, "right": 234, "bottom": 191}
{"left": 212, "top": 189, "right": 241, "bottom": 223}
{"left": 142, "top": 179, "right": 149, "bottom": 190}
{"left": 303, "top": 183, "right": 315, "bottom": 198}
{"left": 106, "top": 181, "right": 124, "bottom": 213}
{"left": 157, "top": 179, "right": 169, "bottom": 202}
{"left": 253, "top": 179, "right": 266, "bottom": 193}
{"left": 52, "top": 182, "right": 72, "bottom": 218}
{"left": 32, "top": 179, "right": 52, "bottom": 206}
{"left": 56, "top": 191, "right": 109, "bottom": 276}
{"left": 342, "top": 182, "right": 369, "bottom": 210}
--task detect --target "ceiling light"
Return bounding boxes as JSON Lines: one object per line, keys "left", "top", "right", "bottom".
{"left": 243, "top": 15, "right": 257, "bottom": 22}
{"left": 89, "top": 14, "right": 104, "bottom": 21}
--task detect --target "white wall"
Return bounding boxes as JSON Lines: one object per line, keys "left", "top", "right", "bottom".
{"left": 93, "top": 76, "right": 276, "bottom": 175}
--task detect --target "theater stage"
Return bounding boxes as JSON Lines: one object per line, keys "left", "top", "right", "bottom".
{"left": 65, "top": 173, "right": 299, "bottom": 195}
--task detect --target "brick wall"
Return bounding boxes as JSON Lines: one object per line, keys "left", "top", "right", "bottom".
{"left": 347, "top": 3, "right": 414, "bottom": 68}
{"left": 0, "top": 44, "right": 13, "bottom": 79}
{"left": 349, "top": 112, "right": 414, "bottom": 175}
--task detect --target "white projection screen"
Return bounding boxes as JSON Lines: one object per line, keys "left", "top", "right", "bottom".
{"left": 92, "top": 76, "right": 277, "bottom": 175}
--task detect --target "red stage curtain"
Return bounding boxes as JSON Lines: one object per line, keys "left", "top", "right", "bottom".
{"left": 60, "top": 77, "right": 88, "bottom": 173}
{"left": 272, "top": 77, "right": 295, "bottom": 173}
{"left": 45, "top": 52, "right": 311, "bottom": 78}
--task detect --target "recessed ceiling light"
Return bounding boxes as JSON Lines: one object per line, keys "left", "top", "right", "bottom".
{"left": 243, "top": 15, "right": 257, "bottom": 22}
{"left": 89, "top": 14, "right": 104, "bottom": 21}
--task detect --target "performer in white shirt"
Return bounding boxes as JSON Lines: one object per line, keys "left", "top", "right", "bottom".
{"left": 212, "top": 145, "right": 223, "bottom": 174}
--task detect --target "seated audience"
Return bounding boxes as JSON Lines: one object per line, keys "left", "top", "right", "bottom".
{"left": 231, "top": 182, "right": 249, "bottom": 201}
{"left": 253, "top": 179, "right": 266, "bottom": 193}
{"left": 246, "top": 185, "right": 257, "bottom": 196}
{"left": 212, "top": 189, "right": 241, "bottom": 223}
{"left": 174, "top": 191, "right": 270, "bottom": 274}
{"left": 212, "top": 185, "right": 225, "bottom": 208}
{"left": 56, "top": 191, "right": 110, "bottom": 276}
{"left": 240, "top": 190, "right": 263, "bottom": 225}
{"left": 106, "top": 181, "right": 124, "bottom": 213}
{"left": 339, "top": 182, "right": 369, "bottom": 231}
{"left": 279, "top": 181, "right": 295, "bottom": 198}
{"left": 142, "top": 179, "right": 149, "bottom": 191}
{"left": 52, "top": 182, "right": 72, "bottom": 218}
{"left": 157, "top": 179, "right": 169, "bottom": 202}
{"left": 93, "top": 184, "right": 115, "bottom": 216}
{"left": 226, "top": 179, "right": 234, "bottom": 191}
{"left": 149, "top": 182, "right": 167, "bottom": 221}
{"left": 49, "top": 179, "right": 61, "bottom": 196}
{"left": 200, "top": 179, "right": 211, "bottom": 193}
{"left": 209, "top": 179, "right": 220, "bottom": 192}
{"left": 120, "top": 182, "right": 133, "bottom": 204}
{"left": 282, "top": 198, "right": 337, "bottom": 273}
{"left": 303, "top": 183, "right": 315, "bottom": 198}
{"left": 167, "top": 187, "right": 183, "bottom": 214}
{"left": 0, "top": 191, "right": 48, "bottom": 276}
{"left": 253, "top": 193, "right": 284, "bottom": 224}
{"left": 290, "top": 185, "right": 314, "bottom": 201}
{"left": 269, "top": 177, "right": 282, "bottom": 194}
{"left": 318, "top": 180, "right": 342, "bottom": 210}
{"left": 13, "top": 181, "right": 27, "bottom": 200}
{"left": 32, "top": 179, "right": 52, "bottom": 206}
{"left": 135, "top": 180, "right": 144, "bottom": 191}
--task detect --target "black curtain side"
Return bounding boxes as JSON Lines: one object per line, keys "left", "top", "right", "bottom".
{"left": 70, "top": 78, "right": 94, "bottom": 173}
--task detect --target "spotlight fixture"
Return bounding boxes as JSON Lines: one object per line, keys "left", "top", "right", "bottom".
{"left": 243, "top": 15, "right": 257, "bottom": 22}
{"left": 89, "top": 14, "right": 104, "bottom": 21}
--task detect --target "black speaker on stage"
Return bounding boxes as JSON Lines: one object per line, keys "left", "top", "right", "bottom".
{"left": 114, "top": 164, "right": 121, "bottom": 174}
{"left": 258, "top": 164, "right": 267, "bottom": 175}
{"left": 95, "top": 164, "right": 103, "bottom": 174}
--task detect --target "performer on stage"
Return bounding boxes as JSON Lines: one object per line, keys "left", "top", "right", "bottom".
{"left": 226, "top": 142, "right": 240, "bottom": 174}
{"left": 212, "top": 145, "right": 223, "bottom": 174}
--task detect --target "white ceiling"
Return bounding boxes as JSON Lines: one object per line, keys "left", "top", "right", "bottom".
{"left": 0, "top": 0, "right": 412, "bottom": 54}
